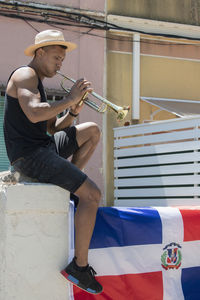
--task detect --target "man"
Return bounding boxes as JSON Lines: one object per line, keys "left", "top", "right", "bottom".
{"left": 3, "top": 29, "right": 103, "bottom": 294}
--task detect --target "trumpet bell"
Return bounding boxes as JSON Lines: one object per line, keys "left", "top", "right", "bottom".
{"left": 116, "top": 106, "right": 130, "bottom": 122}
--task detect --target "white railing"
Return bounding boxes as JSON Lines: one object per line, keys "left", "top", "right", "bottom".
{"left": 114, "top": 116, "right": 200, "bottom": 207}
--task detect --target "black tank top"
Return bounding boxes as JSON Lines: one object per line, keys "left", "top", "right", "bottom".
{"left": 3, "top": 67, "right": 52, "bottom": 164}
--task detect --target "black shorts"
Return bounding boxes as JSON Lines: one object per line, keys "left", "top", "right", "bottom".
{"left": 12, "top": 126, "right": 87, "bottom": 193}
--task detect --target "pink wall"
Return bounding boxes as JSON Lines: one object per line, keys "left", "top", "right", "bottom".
{"left": 78, "top": 29, "right": 105, "bottom": 196}
{"left": 0, "top": 5, "right": 105, "bottom": 199}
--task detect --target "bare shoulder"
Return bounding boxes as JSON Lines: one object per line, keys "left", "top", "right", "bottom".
{"left": 12, "top": 66, "right": 38, "bottom": 89}
{"left": 7, "top": 66, "right": 38, "bottom": 98}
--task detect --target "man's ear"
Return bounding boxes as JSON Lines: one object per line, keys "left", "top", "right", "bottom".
{"left": 35, "top": 48, "right": 44, "bottom": 58}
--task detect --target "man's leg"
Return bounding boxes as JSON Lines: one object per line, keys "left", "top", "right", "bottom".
{"left": 51, "top": 127, "right": 102, "bottom": 293}
{"left": 72, "top": 122, "right": 101, "bottom": 258}
{"left": 73, "top": 177, "right": 101, "bottom": 266}
{"left": 61, "top": 176, "right": 103, "bottom": 294}
{"left": 72, "top": 122, "right": 100, "bottom": 170}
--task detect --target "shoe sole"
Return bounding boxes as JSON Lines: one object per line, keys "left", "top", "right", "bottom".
{"left": 61, "top": 270, "right": 103, "bottom": 295}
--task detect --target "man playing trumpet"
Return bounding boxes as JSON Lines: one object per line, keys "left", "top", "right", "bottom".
{"left": 3, "top": 29, "right": 103, "bottom": 295}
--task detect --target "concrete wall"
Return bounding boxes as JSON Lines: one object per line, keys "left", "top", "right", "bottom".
{"left": 27, "top": 0, "right": 105, "bottom": 11}
{"left": 0, "top": 181, "right": 73, "bottom": 300}
{"left": 107, "top": 0, "right": 200, "bottom": 26}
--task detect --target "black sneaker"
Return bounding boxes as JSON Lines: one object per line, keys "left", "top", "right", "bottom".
{"left": 61, "top": 258, "right": 103, "bottom": 294}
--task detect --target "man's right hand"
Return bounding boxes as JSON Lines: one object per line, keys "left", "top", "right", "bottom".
{"left": 69, "top": 78, "right": 93, "bottom": 105}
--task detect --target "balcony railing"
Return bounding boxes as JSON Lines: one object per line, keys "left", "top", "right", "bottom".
{"left": 114, "top": 116, "right": 200, "bottom": 207}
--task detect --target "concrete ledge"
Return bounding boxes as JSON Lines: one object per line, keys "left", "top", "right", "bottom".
{"left": 0, "top": 174, "right": 73, "bottom": 300}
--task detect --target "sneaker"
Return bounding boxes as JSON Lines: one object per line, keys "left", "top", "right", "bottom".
{"left": 61, "top": 258, "right": 103, "bottom": 294}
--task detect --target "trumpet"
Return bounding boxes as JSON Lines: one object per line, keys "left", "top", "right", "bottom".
{"left": 56, "top": 71, "right": 130, "bottom": 121}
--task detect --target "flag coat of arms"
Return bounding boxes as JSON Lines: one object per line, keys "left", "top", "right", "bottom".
{"left": 70, "top": 206, "right": 200, "bottom": 300}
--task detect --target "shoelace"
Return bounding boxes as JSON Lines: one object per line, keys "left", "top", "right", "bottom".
{"left": 88, "top": 266, "right": 97, "bottom": 277}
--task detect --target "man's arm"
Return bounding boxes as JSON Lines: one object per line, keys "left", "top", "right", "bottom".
{"left": 47, "top": 100, "right": 85, "bottom": 134}
{"left": 9, "top": 67, "right": 92, "bottom": 123}
{"left": 47, "top": 112, "right": 76, "bottom": 135}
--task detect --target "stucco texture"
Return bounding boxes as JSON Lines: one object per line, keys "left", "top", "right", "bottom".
{"left": 107, "top": 0, "right": 200, "bottom": 26}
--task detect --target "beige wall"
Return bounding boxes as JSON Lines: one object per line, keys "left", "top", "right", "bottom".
{"left": 106, "top": 32, "right": 200, "bottom": 205}
{"left": 141, "top": 56, "right": 200, "bottom": 101}
{"left": 107, "top": 0, "right": 200, "bottom": 26}
{"left": 140, "top": 56, "right": 200, "bottom": 122}
{"left": 106, "top": 52, "right": 132, "bottom": 205}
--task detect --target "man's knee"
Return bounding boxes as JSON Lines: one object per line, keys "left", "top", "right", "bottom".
{"left": 89, "top": 123, "right": 101, "bottom": 145}
{"left": 75, "top": 178, "right": 101, "bottom": 206}
{"left": 85, "top": 182, "right": 101, "bottom": 206}
{"left": 75, "top": 122, "right": 101, "bottom": 149}
{"left": 90, "top": 185, "right": 101, "bottom": 205}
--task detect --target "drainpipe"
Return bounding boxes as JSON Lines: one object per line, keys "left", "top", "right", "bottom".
{"left": 132, "top": 33, "right": 140, "bottom": 120}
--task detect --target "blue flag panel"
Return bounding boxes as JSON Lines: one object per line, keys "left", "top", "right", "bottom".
{"left": 181, "top": 266, "right": 200, "bottom": 300}
{"left": 89, "top": 207, "right": 162, "bottom": 249}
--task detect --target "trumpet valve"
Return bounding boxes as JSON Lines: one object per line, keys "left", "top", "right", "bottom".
{"left": 98, "top": 103, "right": 107, "bottom": 113}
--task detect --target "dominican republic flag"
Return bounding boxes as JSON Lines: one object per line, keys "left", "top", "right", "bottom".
{"left": 70, "top": 206, "right": 200, "bottom": 300}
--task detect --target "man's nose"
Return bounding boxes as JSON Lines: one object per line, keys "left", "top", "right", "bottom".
{"left": 57, "top": 61, "right": 63, "bottom": 68}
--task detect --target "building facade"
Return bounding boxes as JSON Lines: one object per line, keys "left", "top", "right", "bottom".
{"left": 106, "top": 0, "right": 200, "bottom": 205}
{"left": 1, "top": 1, "right": 200, "bottom": 205}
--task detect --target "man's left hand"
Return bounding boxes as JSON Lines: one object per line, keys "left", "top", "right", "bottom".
{"left": 70, "top": 97, "right": 86, "bottom": 115}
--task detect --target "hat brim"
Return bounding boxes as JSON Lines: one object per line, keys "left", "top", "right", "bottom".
{"left": 24, "top": 41, "right": 77, "bottom": 56}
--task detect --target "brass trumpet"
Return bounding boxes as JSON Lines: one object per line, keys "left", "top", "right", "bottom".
{"left": 56, "top": 71, "right": 130, "bottom": 121}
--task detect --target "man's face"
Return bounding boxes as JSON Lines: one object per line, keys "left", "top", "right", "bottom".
{"left": 38, "top": 45, "right": 66, "bottom": 77}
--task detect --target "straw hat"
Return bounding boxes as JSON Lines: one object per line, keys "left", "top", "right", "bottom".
{"left": 24, "top": 29, "right": 77, "bottom": 56}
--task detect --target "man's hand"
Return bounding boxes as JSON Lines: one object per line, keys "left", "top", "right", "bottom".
{"left": 68, "top": 78, "right": 93, "bottom": 115}
{"left": 69, "top": 78, "right": 93, "bottom": 105}
{"left": 70, "top": 100, "right": 85, "bottom": 115}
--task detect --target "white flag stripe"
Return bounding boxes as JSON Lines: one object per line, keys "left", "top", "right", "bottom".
{"left": 162, "top": 270, "right": 184, "bottom": 300}
{"left": 182, "top": 240, "right": 200, "bottom": 268}
{"left": 157, "top": 207, "right": 185, "bottom": 300}
{"left": 156, "top": 207, "right": 184, "bottom": 243}
{"left": 89, "top": 244, "right": 163, "bottom": 276}
{"left": 89, "top": 240, "right": 200, "bottom": 277}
